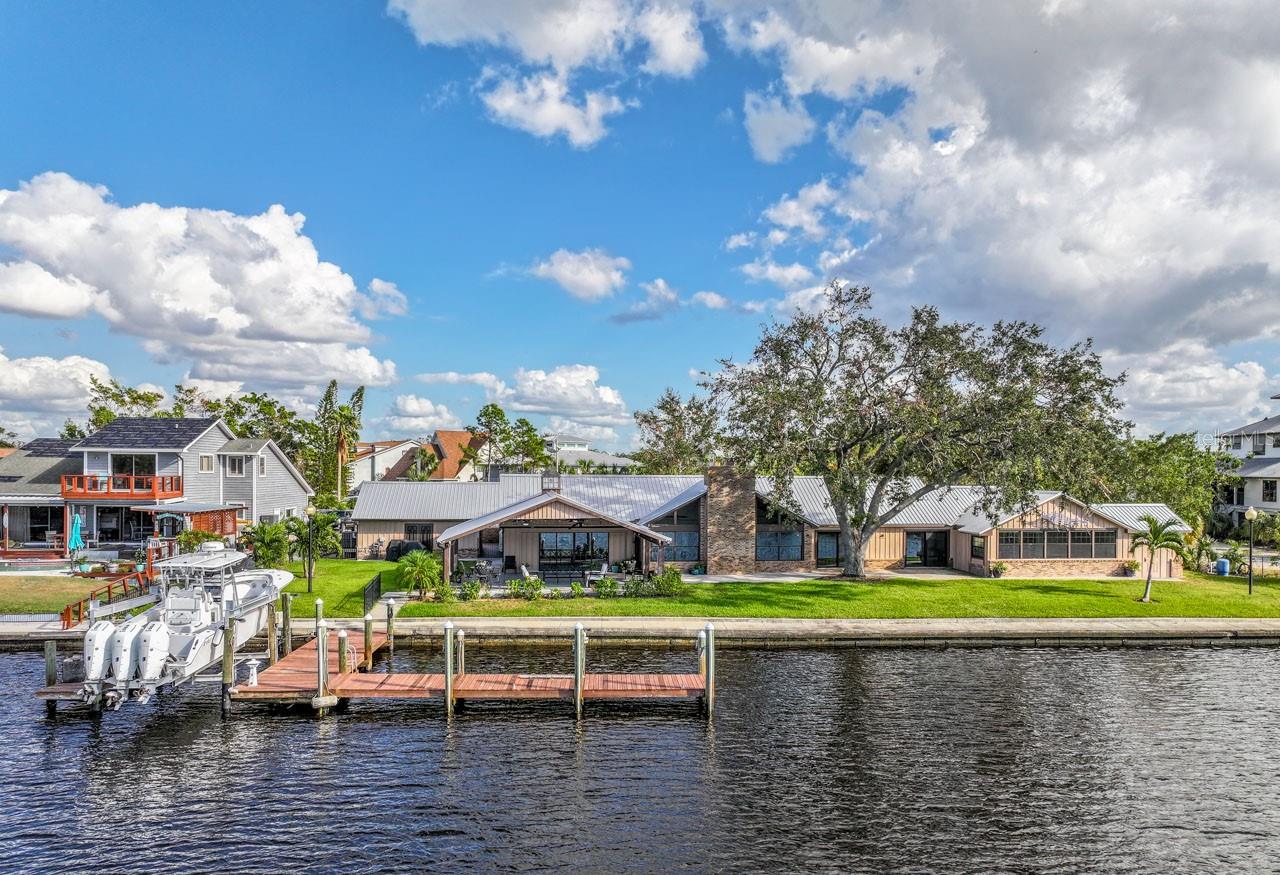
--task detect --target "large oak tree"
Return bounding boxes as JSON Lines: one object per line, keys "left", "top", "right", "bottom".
{"left": 711, "top": 282, "right": 1126, "bottom": 577}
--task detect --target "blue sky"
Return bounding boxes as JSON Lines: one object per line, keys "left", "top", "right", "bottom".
{"left": 2, "top": 2, "right": 1279, "bottom": 445}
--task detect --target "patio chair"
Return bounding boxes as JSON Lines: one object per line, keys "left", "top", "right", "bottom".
{"left": 584, "top": 562, "right": 609, "bottom": 586}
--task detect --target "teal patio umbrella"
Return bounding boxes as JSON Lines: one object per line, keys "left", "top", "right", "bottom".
{"left": 67, "top": 512, "right": 86, "bottom": 553}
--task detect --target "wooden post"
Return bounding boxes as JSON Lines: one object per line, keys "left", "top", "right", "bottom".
{"left": 363, "top": 613, "right": 374, "bottom": 669}
{"left": 221, "top": 619, "right": 235, "bottom": 718}
{"left": 44, "top": 640, "right": 57, "bottom": 716}
{"left": 282, "top": 593, "right": 294, "bottom": 656}
{"left": 338, "top": 629, "right": 349, "bottom": 676}
{"left": 573, "top": 623, "right": 585, "bottom": 719}
{"left": 443, "top": 621, "right": 454, "bottom": 718}
{"left": 703, "top": 622, "right": 715, "bottom": 720}
{"left": 386, "top": 597, "right": 396, "bottom": 657}
{"left": 316, "top": 620, "right": 329, "bottom": 698}
{"left": 456, "top": 629, "right": 466, "bottom": 675}
{"left": 266, "top": 601, "right": 278, "bottom": 666}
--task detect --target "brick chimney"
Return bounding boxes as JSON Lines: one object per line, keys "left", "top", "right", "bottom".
{"left": 704, "top": 464, "right": 756, "bottom": 574}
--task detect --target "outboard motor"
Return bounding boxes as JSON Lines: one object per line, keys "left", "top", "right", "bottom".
{"left": 84, "top": 621, "right": 117, "bottom": 683}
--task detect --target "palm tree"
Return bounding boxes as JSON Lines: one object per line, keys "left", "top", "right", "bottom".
{"left": 405, "top": 447, "right": 439, "bottom": 481}
{"left": 1221, "top": 540, "right": 1247, "bottom": 574}
{"left": 244, "top": 521, "right": 289, "bottom": 570}
{"left": 397, "top": 550, "right": 444, "bottom": 600}
{"left": 1132, "top": 515, "right": 1189, "bottom": 603}
{"left": 331, "top": 387, "right": 364, "bottom": 502}
{"left": 1186, "top": 533, "right": 1217, "bottom": 573}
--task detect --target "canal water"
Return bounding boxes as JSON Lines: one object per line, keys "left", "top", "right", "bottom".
{"left": 3, "top": 644, "right": 1279, "bottom": 873}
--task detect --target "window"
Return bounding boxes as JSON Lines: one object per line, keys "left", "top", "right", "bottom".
{"left": 756, "top": 497, "right": 799, "bottom": 525}
{"left": 817, "top": 532, "right": 843, "bottom": 567}
{"left": 405, "top": 522, "right": 434, "bottom": 548}
{"left": 1045, "top": 530, "right": 1069, "bottom": 559}
{"left": 227, "top": 456, "right": 245, "bottom": 477}
{"left": 998, "top": 531, "right": 1020, "bottom": 559}
{"left": 1232, "top": 435, "right": 1243, "bottom": 450}
{"left": 258, "top": 456, "right": 266, "bottom": 476}
{"left": 756, "top": 529, "right": 803, "bottom": 561}
{"left": 660, "top": 531, "right": 700, "bottom": 562}
{"left": 110, "top": 453, "right": 156, "bottom": 477}
{"left": 1094, "top": 529, "right": 1117, "bottom": 558}
{"left": 970, "top": 535, "right": 985, "bottom": 560}
{"left": 1070, "top": 530, "right": 1094, "bottom": 558}
{"left": 1273, "top": 434, "right": 1280, "bottom": 448}
{"left": 1254, "top": 434, "right": 1267, "bottom": 454}
{"left": 539, "top": 531, "right": 609, "bottom": 564}
{"left": 1265, "top": 480, "right": 1278, "bottom": 503}
{"left": 651, "top": 501, "right": 700, "bottom": 526}
{"left": 1021, "top": 531, "right": 1045, "bottom": 559}
{"left": 199, "top": 454, "right": 214, "bottom": 473}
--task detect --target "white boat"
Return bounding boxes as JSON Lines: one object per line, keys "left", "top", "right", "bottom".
{"left": 81, "top": 542, "right": 291, "bottom": 709}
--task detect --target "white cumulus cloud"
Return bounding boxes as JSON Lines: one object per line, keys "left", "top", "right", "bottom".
{"left": 385, "top": 394, "right": 463, "bottom": 433}
{"left": 742, "top": 90, "right": 815, "bottom": 163}
{"left": 531, "top": 247, "right": 631, "bottom": 300}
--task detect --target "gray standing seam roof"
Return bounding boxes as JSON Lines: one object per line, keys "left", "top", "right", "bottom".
{"left": 1235, "top": 457, "right": 1280, "bottom": 479}
{"left": 75, "top": 416, "right": 221, "bottom": 450}
{"left": 1221, "top": 415, "right": 1280, "bottom": 437}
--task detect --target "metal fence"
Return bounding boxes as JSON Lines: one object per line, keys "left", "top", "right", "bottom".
{"left": 362, "top": 572, "right": 382, "bottom": 615}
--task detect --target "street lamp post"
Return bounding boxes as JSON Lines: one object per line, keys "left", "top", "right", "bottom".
{"left": 1245, "top": 506, "right": 1258, "bottom": 596}
{"left": 305, "top": 503, "right": 317, "bottom": 594}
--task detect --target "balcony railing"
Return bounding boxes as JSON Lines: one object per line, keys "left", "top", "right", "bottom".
{"left": 61, "top": 474, "right": 183, "bottom": 500}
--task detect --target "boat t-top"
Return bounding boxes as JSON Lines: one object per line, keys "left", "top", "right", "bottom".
{"left": 81, "top": 542, "right": 291, "bottom": 709}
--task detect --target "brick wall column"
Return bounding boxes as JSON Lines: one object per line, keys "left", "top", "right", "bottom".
{"left": 705, "top": 465, "right": 757, "bottom": 574}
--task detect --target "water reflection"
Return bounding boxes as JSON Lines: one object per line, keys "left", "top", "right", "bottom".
{"left": 4, "top": 646, "right": 1280, "bottom": 872}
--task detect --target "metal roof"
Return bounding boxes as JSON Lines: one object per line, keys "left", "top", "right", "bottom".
{"left": 953, "top": 491, "right": 1062, "bottom": 534}
{"left": 1090, "top": 504, "right": 1192, "bottom": 533}
{"left": 75, "top": 417, "right": 223, "bottom": 450}
{"left": 437, "top": 492, "right": 670, "bottom": 545}
{"left": 217, "top": 438, "right": 271, "bottom": 454}
{"left": 129, "top": 501, "right": 241, "bottom": 514}
{"left": 553, "top": 448, "right": 640, "bottom": 468}
{"left": 636, "top": 481, "right": 708, "bottom": 524}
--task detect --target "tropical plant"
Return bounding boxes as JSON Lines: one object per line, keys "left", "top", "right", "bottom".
{"left": 569, "top": 580, "right": 585, "bottom": 599}
{"left": 594, "top": 577, "right": 619, "bottom": 598}
{"left": 989, "top": 562, "right": 1008, "bottom": 578}
{"left": 1185, "top": 533, "right": 1218, "bottom": 572}
{"left": 0, "top": 425, "right": 18, "bottom": 449}
{"left": 1220, "top": 540, "right": 1247, "bottom": 574}
{"left": 397, "top": 550, "right": 443, "bottom": 600}
{"left": 177, "top": 529, "right": 225, "bottom": 554}
{"left": 242, "top": 522, "right": 289, "bottom": 569}
{"left": 509, "top": 575, "right": 543, "bottom": 600}
{"left": 1131, "top": 514, "right": 1190, "bottom": 603}
{"left": 458, "top": 579, "right": 483, "bottom": 601}
{"left": 404, "top": 448, "right": 439, "bottom": 481}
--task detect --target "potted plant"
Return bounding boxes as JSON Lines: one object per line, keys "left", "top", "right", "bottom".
{"left": 73, "top": 551, "right": 91, "bottom": 574}
{"left": 989, "top": 562, "right": 1008, "bottom": 578}
{"left": 1122, "top": 559, "right": 1140, "bottom": 577}
{"left": 132, "top": 548, "right": 146, "bottom": 572}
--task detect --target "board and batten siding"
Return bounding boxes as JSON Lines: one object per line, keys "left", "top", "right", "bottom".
{"left": 500, "top": 527, "right": 632, "bottom": 571}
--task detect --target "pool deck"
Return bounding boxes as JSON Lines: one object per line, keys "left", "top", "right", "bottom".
{"left": 7, "top": 615, "right": 1280, "bottom": 649}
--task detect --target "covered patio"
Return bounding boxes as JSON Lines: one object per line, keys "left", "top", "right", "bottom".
{"left": 436, "top": 491, "right": 672, "bottom": 587}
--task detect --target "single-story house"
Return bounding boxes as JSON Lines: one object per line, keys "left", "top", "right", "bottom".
{"left": 349, "top": 467, "right": 1189, "bottom": 581}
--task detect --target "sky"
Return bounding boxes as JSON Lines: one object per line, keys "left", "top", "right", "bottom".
{"left": 2, "top": 1, "right": 1280, "bottom": 448}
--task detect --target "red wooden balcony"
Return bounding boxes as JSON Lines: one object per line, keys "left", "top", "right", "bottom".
{"left": 61, "top": 474, "right": 183, "bottom": 501}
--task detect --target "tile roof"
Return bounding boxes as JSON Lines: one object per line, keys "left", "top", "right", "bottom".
{"left": 75, "top": 417, "right": 222, "bottom": 450}
{"left": 428, "top": 430, "right": 487, "bottom": 480}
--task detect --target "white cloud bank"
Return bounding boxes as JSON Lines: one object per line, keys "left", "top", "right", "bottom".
{"left": 418, "top": 362, "right": 630, "bottom": 426}
{"left": 384, "top": 394, "right": 462, "bottom": 433}
{"left": 531, "top": 247, "right": 631, "bottom": 300}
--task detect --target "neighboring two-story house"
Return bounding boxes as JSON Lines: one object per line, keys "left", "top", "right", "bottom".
{"left": 1218, "top": 403, "right": 1280, "bottom": 525}
{"left": 541, "top": 432, "right": 639, "bottom": 471}
{"left": 347, "top": 430, "right": 488, "bottom": 489}
{"left": 0, "top": 416, "right": 312, "bottom": 558}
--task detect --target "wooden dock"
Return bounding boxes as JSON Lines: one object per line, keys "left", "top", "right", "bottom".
{"left": 230, "top": 621, "right": 714, "bottom": 717}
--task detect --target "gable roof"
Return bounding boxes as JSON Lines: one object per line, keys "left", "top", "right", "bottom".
{"left": 428, "top": 430, "right": 487, "bottom": 480}
{"left": 436, "top": 491, "right": 671, "bottom": 545}
{"left": 1221, "top": 414, "right": 1280, "bottom": 437}
{"left": 217, "top": 438, "right": 271, "bottom": 454}
{"left": 75, "top": 417, "right": 225, "bottom": 451}
{"left": 351, "top": 439, "right": 418, "bottom": 462}
{"left": 0, "top": 446, "right": 82, "bottom": 499}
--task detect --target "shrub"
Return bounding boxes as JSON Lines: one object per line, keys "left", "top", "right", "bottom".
{"left": 569, "top": 580, "right": 585, "bottom": 599}
{"left": 459, "top": 579, "right": 483, "bottom": 602}
{"left": 594, "top": 577, "right": 619, "bottom": 598}
{"left": 989, "top": 561, "right": 1008, "bottom": 578}
{"left": 241, "top": 522, "right": 289, "bottom": 569}
{"left": 510, "top": 576, "right": 543, "bottom": 600}
{"left": 177, "top": 529, "right": 224, "bottom": 554}
{"left": 622, "top": 576, "right": 646, "bottom": 598}
{"left": 652, "top": 567, "right": 687, "bottom": 597}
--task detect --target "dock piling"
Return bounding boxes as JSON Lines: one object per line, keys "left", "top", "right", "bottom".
{"left": 363, "top": 613, "right": 373, "bottom": 668}
{"left": 703, "top": 622, "right": 715, "bottom": 720}
{"left": 281, "top": 593, "right": 294, "bottom": 656}
{"left": 456, "top": 629, "right": 466, "bottom": 675}
{"left": 572, "top": 623, "right": 586, "bottom": 719}
{"left": 221, "top": 619, "right": 235, "bottom": 718}
{"left": 266, "top": 601, "right": 278, "bottom": 666}
{"left": 44, "top": 641, "right": 57, "bottom": 716}
{"left": 315, "top": 598, "right": 324, "bottom": 626}
{"left": 443, "top": 621, "right": 455, "bottom": 717}
{"left": 338, "top": 629, "right": 349, "bottom": 676}
{"left": 386, "top": 598, "right": 396, "bottom": 657}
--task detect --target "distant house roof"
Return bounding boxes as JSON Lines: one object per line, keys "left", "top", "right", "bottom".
{"left": 351, "top": 439, "right": 417, "bottom": 462}
{"left": 75, "top": 417, "right": 224, "bottom": 451}
{"left": 1236, "top": 457, "right": 1280, "bottom": 479}
{"left": 428, "top": 430, "right": 487, "bottom": 480}
{"left": 1221, "top": 415, "right": 1280, "bottom": 437}
{"left": 554, "top": 448, "right": 640, "bottom": 468}
{"left": 217, "top": 438, "right": 271, "bottom": 454}
{"left": 21, "top": 438, "right": 79, "bottom": 457}
{"left": 0, "top": 445, "right": 82, "bottom": 499}
{"left": 0, "top": 448, "right": 15, "bottom": 458}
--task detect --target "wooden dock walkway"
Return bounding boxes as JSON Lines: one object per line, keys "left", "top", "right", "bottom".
{"left": 230, "top": 621, "right": 714, "bottom": 716}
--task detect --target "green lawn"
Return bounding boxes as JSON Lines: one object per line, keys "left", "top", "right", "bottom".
{"left": 281, "top": 559, "right": 399, "bottom": 619}
{"left": 0, "top": 575, "right": 101, "bottom": 614}
{"left": 397, "top": 571, "right": 1280, "bottom": 620}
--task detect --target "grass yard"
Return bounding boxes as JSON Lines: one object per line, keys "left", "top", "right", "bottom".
{"left": 281, "top": 559, "right": 399, "bottom": 619}
{"left": 397, "top": 571, "right": 1280, "bottom": 620}
{"left": 0, "top": 575, "right": 101, "bottom": 614}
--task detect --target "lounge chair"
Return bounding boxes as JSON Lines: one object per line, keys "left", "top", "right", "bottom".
{"left": 584, "top": 562, "right": 609, "bottom": 585}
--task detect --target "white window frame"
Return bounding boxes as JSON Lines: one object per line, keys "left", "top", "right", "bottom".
{"left": 258, "top": 455, "right": 266, "bottom": 476}
{"left": 199, "top": 454, "right": 214, "bottom": 473}
{"left": 227, "top": 456, "right": 245, "bottom": 477}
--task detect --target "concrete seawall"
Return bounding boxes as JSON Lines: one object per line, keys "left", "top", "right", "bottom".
{"left": 8, "top": 616, "right": 1280, "bottom": 651}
